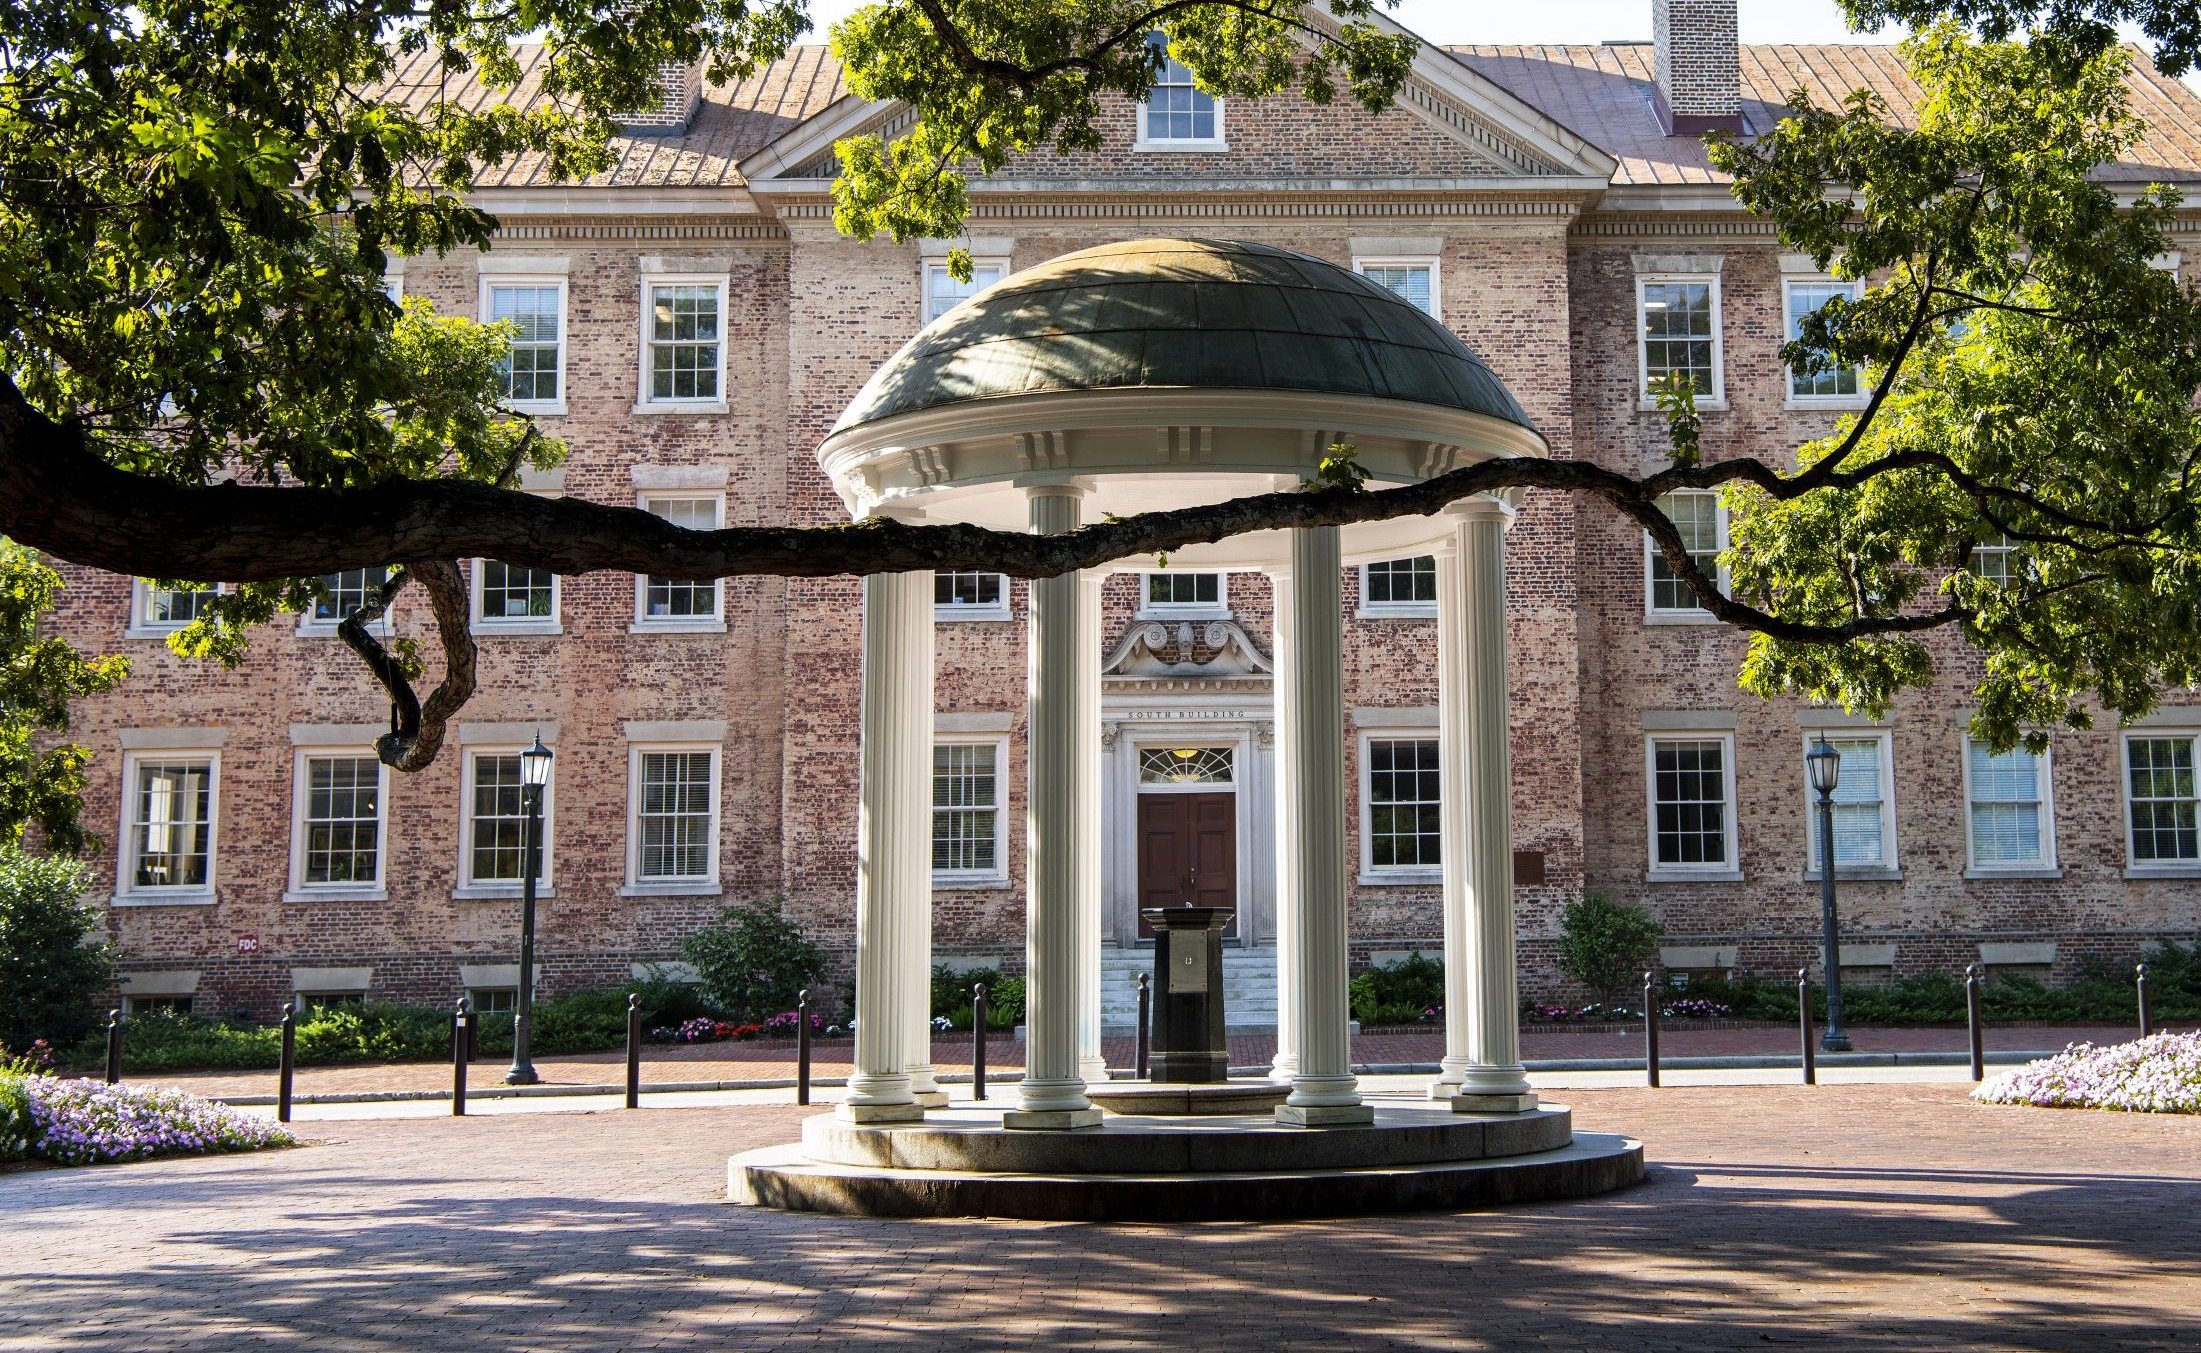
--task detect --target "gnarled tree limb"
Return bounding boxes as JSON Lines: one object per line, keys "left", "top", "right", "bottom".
{"left": 333, "top": 559, "right": 475, "bottom": 771}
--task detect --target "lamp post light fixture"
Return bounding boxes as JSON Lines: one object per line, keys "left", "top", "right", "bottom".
{"left": 1805, "top": 737, "right": 1853, "bottom": 1054}
{"left": 506, "top": 733, "right": 553, "bottom": 1086}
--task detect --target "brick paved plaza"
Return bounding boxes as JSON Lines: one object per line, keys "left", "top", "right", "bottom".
{"left": 5, "top": 1083, "right": 2197, "bottom": 1351}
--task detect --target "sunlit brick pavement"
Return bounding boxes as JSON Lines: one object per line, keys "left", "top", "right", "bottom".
{"left": 5, "top": 1084, "right": 2199, "bottom": 1351}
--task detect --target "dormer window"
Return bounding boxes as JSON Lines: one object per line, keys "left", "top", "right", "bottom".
{"left": 1136, "top": 39, "right": 1224, "bottom": 151}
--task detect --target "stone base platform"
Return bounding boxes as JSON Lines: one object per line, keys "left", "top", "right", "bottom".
{"left": 729, "top": 1103, "right": 1644, "bottom": 1221}
{"left": 1086, "top": 1080, "right": 1291, "bottom": 1116}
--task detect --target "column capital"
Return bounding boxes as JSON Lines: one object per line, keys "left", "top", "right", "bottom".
{"left": 1442, "top": 493, "right": 1518, "bottom": 526}
{"left": 1015, "top": 474, "right": 1090, "bottom": 499}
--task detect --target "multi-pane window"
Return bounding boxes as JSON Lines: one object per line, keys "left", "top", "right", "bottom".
{"left": 476, "top": 561, "right": 556, "bottom": 624}
{"left": 125, "top": 995, "right": 194, "bottom": 1017}
{"left": 465, "top": 752, "right": 545, "bottom": 886}
{"left": 487, "top": 283, "right": 563, "bottom": 405}
{"left": 125, "top": 758, "right": 214, "bottom": 892}
{"left": 469, "top": 988, "right": 518, "bottom": 1014}
{"left": 1367, "top": 738, "right": 1441, "bottom": 871}
{"left": 1141, "top": 45, "right": 1219, "bottom": 143}
{"left": 1806, "top": 736, "right": 1892, "bottom": 873}
{"left": 1639, "top": 278, "right": 1719, "bottom": 397}
{"left": 1364, "top": 557, "right": 1437, "bottom": 611}
{"left": 2127, "top": 735, "right": 2200, "bottom": 864}
{"left": 1972, "top": 533, "right": 2019, "bottom": 590}
{"left": 1358, "top": 263, "right": 1436, "bottom": 317}
{"left": 299, "top": 991, "right": 366, "bottom": 1012}
{"left": 932, "top": 743, "right": 1002, "bottom": 879}
{"left": 134, "top": 582, "right": 217, "bottom": 632}
{"left": 635, "top": 750, "right": 715, "bottom": 881}
{"left": 1967, "top": 738, "right": 2051, "bottom": 870}
{"left": 644, "top": 281, "right": 722, "bottom": 402}
{"left": 1650, "top": 737, "right": 1731, "bottom": 870}
{"left": 639, "top": 495, "right": 721, "bottom": 623}
{"left": 299, "top": 755, "right": 383, "bottom": 887}
{"left": 1785, "top": 279, "right": 1862, "bottom": 399}
{"left": 1144, "top": 571, "right": 1224, "bottom": 612}
{"left": 923, "top": 262, "right": 1007, "bottom": 324}
{"left": 312, "top": 567, "right": 392, "bottom": 624}
{"left": 935, "top": 571, "right": 1007, "bottom": 615}
{"left": 1647, "top": 492, "right": 1722, "bottom": 615}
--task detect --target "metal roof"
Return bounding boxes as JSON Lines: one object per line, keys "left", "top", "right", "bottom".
{"left": 831, "top": 239, "right": 1539, "bottom": 435}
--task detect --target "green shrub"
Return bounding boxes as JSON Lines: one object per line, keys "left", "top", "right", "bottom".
{"left": 987, "top": 976, "right": 1026, "bottom": 1028}
{"left": 1556, "top": 894, "right": 1664, "bottom": 1005}
{"left": 0, "top": 1072, "right": 31, "bottom": 1162}
{"left": 1350, "top": 953, "right": 1445, "bottom": 1024}
{"left": 930, "top": 966, "right": 1018, "bottom": 1031}
{"left": 681, "top": 900, "right": 827, "bottom": 1022}
{"left": 0, "top": 848, "right": 112, "bottom": 1049}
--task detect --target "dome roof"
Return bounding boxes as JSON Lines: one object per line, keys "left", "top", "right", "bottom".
{"left": 832, "top": 238, "right": 1537, "bottom": 436}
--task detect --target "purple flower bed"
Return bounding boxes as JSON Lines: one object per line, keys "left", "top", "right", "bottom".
{"left": 1, "top": 1074, "right": 293, "bottom": 1166}
{"left": 1974, "top": 1032, "right": 2201, "bottom": 1114}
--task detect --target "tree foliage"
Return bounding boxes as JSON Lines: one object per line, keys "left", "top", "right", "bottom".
{"left": 1555, "top": 894, "right": 1665, "bottom": 1007}
{"left": 0, "top": 848, "right": 114, "bottom": 1049}
{"left": 0, "top": 544, "right": 126, "bottom": 852}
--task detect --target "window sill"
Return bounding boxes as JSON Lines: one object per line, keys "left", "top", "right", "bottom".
{"left": 452, "top": 884, "right": 558, "bottom": 902}
{"left": 2124, "top": 864, "right": 2201, "bottom": 880}
{"left": 1644, "top": 610, "right": 1722, "bottom": 627}
{"left": 123, "top": 626, "right": 188, "bottom": 642}
{"left": 1637, "top": 397, "right": 1729, "bottom": 413}
{"left": 1647, "top": 868, "right": 1745, "bottom": 883}
{"left": 505, "top": 400, "right": 567, "bottom": 417}
{"left": 620, "top": 881, "right": 722, "bottom": 898}
{"left": 475, "top": 620, "right": 563, "bottom": 637}
{"left": 1803, "top": 868, "right": 1903, "bottom": 883}
{"left": 932, "top": 874, "right": 1013, "bottom": 890}
{"left": 1784, "top": 396, "right": 1869, "bottom": 412}
{"left": 628, "top": 619, "right": 728, "bottom": 635}
{"left": 1357, "top": 605, "right": 1438, "bottom": 621}
{"left": 935, "top": 606, "right": 1013, "bottom": 623}
{"left": 110, "top": 891, "right": 216, "bottom": 908}
{"left": 631, "top": 400, "right": 729, "bottom": 416}
{"left": 1962, "top": 867, "right": 2062, "bottom": 881}
{"left": 1137, "top": 607, "right": 1231, "bottom": 622}
{"left": 1360, "top": 869, "right": 1442, "bottom": 886}
{"left": 1132, "top": 138, "right": 1228, "bottom": 153}
{"left": 282, "top": 887, "right": 388, "bottom": 904}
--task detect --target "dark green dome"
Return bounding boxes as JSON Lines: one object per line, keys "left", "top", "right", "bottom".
{"left": 832, "top": 238, "right": 1537, "bottom": 435}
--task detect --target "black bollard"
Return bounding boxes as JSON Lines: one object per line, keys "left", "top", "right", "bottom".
{"left": 1135, "top": 972, "right": 1151, "bottom": 1081}
{"left": 971, "top": 984, "right": 988, "bottom": 1102}
{"left": 451, "top": 998, "right": 469, "bottom": 1117}
{"left": 464, "top": 993, "right": 478, "bottom": 1064}
{"left": 796, "top": 988, "right": 813, "bottom": 1107}
{"left": 104, "top": 1009, "right": 121, "bottom": 1085}
{"left": 1798, "top": 969, "right": 1816, "bottom": 1086}
{"left": 1965, "top": 964, "right": 1985, "bottom": 1082}
{"left": 626, "top": 993, "right": 642, "bottom": 1110}
{"left": 277, "top": 1007, "right": 296, "bottom": 1123}
{"left": 2138, "top": 963, "right": 2154, "bottom": 1039}
{"left": 1643, "top": 971, "right": 1661, "bottom": 1089}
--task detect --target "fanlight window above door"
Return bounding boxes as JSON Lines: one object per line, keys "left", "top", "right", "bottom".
{"left": 1139, "top": 747, "right": 1235, "bottom": 785}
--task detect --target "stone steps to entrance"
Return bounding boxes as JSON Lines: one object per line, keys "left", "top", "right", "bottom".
{"left": 1101, "top": 943, "right": 1277, "bottom": 1032}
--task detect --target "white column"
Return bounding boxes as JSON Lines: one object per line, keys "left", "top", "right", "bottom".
{"left": 840, "top": 569, "right": 934, "bottom": 1124}
{"left": 1450, "top": 502, "right": 1538, "bottom": 1112}
{"left": 1009, "top": 484, "right": 1102, "bottom": 1129}
{"left": 1431, "top": 537, "right": 1473, "bottom": 1095}
{"left": 1277, "top": 525, "right": 1372, "bottom": 1127}
{"left": 1266, "top": 566, "right": 1300, "bottom": 1086}
{"left": 1076, "top": 569, "right": 1108, "bottom": 1085}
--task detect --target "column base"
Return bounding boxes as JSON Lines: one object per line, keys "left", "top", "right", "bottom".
{"left": 911, "top": 1090, "right": 951, "bottom": 1109}
{"left": 1002, "top": 1108, "right": 1104, "bottom": 1131}
{"left": 1449, "top": 1091, "right": 1540, "bottom": 1114}
{"left": 837, "top": 1102, "right": 925, "bottom": 1125}
{"left": 1077, "top": 1057, "right": 1110, "bottom": 1085}
{"left": 1275, "top": 1103, "right": 1376, "bottom": 1129}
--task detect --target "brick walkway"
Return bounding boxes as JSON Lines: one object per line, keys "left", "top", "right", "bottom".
{"left": 138, "top": 1021, "right": 2184, "bottom": 1101}
{"left": 4, "top": 1084, "right": 2198, "bottom": 1350}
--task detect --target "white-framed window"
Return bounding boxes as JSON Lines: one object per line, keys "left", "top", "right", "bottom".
{"left": 1354, "top": 258, "right": 1440, "bottom": 319}
{"left": 1360, "top": 557, "right": 1438, "bottom": 618}
{"left": 299, "top": 566, "right": 393, "bottom": 636}
{"left": 1362, "top": 735, "right": 1441, "bottom": 880}
{"left": 482, "top": 278, "right": 567, "bottom": 413}
{"left": 1140, "top": 570, "right": 1227, "bottom": 618}
{"left": 1965, "top": 737, "right": 2056, "bottom": 874}
{"left": 1801, "top": 731, "right": 1899, "bottom": 878}
{"left": 116, "top": 752, "right": 219, "bottom": 903}
{"left": 1971, "top": 532, "right": 2020, "bottom": 590}
{"left": 471, "top": 559, "right": 560, "bottom": 634}
{"left": 287, "top": 751, "right": 389, "bottom": 900}
{"left": 124, "top": 994, "right": 195, "bottom": 1017}
{"left": 1637, "top": 275, "right": 1723, "bottom": 403}
{"left": 2124, "top": 732, "right": 2201, "bottom": 871}
{"left": 932, "top": 738, "right": 1008, "bottom": 886}
{"left": 626, "top": 744, "right": 720, "bottom": 889}
{"left": 638, "top": 276, "right": 727, "bottom": 408}
{"left": 468, "top": 987, "right": 519, "bottom": 1014}
{"left": 1784, "top": 277, "right": 1864, "bottom": 403}
{"left": 1135, "top": 38, "right": 1224, "bottom": 149}
{"left": 128, "top": 580, "right": 222, "bottom": 638}
{"left": 297, "top": 989, "right": 366, "bottom": 1013}
{"left": 935, "top": 570, "right": 1010, "bottom": 621}
{"left": 1645, "top": 491, "right": 1726, "bottom": 621}
{"left": 1646, "top": 734, "right": 1738, "bottom": 878}
{"left": 633, "top": 494, "right": 725, "bottom": 631}
{"left": 381, "top": 272, "right": 404, "bottom": 305}
{"left": 922, "top": 260, "right": 1008, "bottom": 325}
{"left": 457, "top": 747, "right": 555, "bottom": 896}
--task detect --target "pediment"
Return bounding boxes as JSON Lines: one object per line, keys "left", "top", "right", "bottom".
{"left": 1104, "top": 619, "right": 1274, "bottom": 680}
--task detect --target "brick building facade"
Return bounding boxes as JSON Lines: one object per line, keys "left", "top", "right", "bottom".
{"left": 46, "top": 5, "right": 2201, "bottom": 1021}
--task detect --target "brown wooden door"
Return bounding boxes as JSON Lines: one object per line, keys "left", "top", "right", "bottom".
{"left": 1136, "top": 792, "right": 1237, "bottom": 937}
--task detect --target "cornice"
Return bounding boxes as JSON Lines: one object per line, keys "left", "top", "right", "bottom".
{"left": 772, "top": 190, "right": 1590, "bottom": 224}
{"left": 490, "top": 219, "right": 788, "bottom": 242}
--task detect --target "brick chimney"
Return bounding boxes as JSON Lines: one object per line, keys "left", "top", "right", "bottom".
{"left": 621, "top": 56, "right": 704, "bottom": 136}
{"left": 1651, "top": 0, "right": 1743, "bottom": 136}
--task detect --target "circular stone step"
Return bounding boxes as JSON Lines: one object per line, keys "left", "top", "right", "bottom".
{"left": 1085, "top": 1081, "right": 1291, "bottom": 1116}
{"left": 730, "top": 1131, "right": 1645, "bottom": 1221}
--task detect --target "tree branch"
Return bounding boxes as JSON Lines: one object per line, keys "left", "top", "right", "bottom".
{"left": 335, "top": 559, "right": 476, "bottom": 771}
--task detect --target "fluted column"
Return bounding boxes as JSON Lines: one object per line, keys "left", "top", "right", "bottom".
{"left": 1431, "top": 536, "right": 1473, "bottom": 1095}
{"left": 1266, "top": 566, "right": 1300, "bottom": 1086}
{"left": 1009, "top": 484, "right": 1102, "bottom": 1129}
{"left": 841, "top": 569, "right": 935, "bottom": 1124}
{"left": 1277, "top": 525, "right": 1372, "bottom": 1127}
{"left": 1449, "top": 502, "right": 1538, "bottom": 1112}
{"left": 1076, "top": 569, "right": 1108, "bottom": 1085}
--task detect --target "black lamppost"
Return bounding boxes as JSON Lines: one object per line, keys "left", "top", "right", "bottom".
{"left": 506, "top": 734, "right": 553, "bottom": 1085}
{"left": 1806, "top": 737, "right": 1853, "bottom": 1053}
